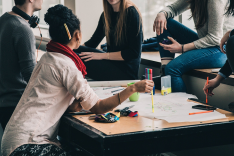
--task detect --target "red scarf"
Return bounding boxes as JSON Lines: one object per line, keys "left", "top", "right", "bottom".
{"left": 46, "top": 40, "right": 87, "bottom": 77}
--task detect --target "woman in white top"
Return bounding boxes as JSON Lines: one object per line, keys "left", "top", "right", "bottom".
{"left": 1, "top": 5, "right": 154, "bottom": 156}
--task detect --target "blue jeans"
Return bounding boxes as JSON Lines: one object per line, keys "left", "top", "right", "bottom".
{"left": 157, "top": 18, "right": 227, "bottom": 92}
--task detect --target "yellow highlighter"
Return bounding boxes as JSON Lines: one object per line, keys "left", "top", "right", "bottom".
{"left": 151, "top": 90, "right": 154, "bottom": 113}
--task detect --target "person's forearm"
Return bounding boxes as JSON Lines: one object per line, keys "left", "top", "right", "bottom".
{"left": 183, "top": 42, "right": 196, "bottom": 52}
{"left": 90, "top": 85, "right": 135, "bottom": 114}
{"left": 102, "top": 51, "right": 124, "bottom": 61}
{"left": 216, "top": 73, "right": 226, "bottom": 82}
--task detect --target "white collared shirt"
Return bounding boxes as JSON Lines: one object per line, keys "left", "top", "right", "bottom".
{"left": 1, "top": 52, "right": 99, "bottom": 156}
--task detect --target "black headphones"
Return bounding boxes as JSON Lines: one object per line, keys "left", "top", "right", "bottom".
{"left": 12, "top": 6, "right": 40, "bottom": 28}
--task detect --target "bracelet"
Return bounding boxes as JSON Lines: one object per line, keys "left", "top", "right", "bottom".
{"left": 159, "top": 11, "right": 167, "bottom": 19}
{"left": 181, "top": 44, "right": 184, "bottom": 54}
{"left": 118, "top": 93, "right": 121, "bottom": 104}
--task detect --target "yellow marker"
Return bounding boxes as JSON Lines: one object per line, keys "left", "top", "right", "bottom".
{"left": 101, "top": 115, "right": 108, "bottom": 120}
{"left": 117, "top": 112, "right": 120, "bottom": 118}
{"left": 151, "top": 90, "right": 154, "bottom": 113}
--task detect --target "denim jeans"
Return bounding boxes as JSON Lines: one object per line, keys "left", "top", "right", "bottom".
{"left": 157, "top": 18, "right": 227, "bottom": 92}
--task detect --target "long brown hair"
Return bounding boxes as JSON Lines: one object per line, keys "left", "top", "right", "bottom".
{"left": 102, "top": 0, "right": 142, "bottom": 46}
{"left": 226, "top": 0, "right": 234, "bottom": 16}
{"left": 189, "top": 0, "right": 208, "bottom": 29}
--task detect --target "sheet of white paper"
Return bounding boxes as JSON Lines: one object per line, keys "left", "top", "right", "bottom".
{"left": 119, "top": 93, "right": 227, "bottom": 122}
{"left": 91, "top": 87, "right": 125, "bottom": 99}
{"left": 91, "top": 86, "right": 227, "bottom": 123}
{"left": 88, "top": 80, "right": 139, "bottom": 87}
{"left": 156, "top": 111, "right": 226, "bottom": 123}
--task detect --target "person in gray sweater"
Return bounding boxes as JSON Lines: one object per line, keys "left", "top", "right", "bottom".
{"left": 153, "top": 0, "right": 234, "bottom": 92}
{"left": 0, "top": 0, "right": 43, "bottom": 130}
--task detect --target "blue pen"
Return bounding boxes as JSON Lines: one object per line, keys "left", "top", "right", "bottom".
{"left": 145, "top": 68, "right": 148, "bottom": 79}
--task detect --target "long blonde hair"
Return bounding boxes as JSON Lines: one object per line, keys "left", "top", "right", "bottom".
{"left": 102, "top": 0, "right": 142, "bottom": 46}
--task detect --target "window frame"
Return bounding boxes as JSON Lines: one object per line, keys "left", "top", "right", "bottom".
{"left": 0, "top": 0, "right": 2, "bottom": 16}
{"left": 37, "top": 0, "right": 65, "bottom": 29}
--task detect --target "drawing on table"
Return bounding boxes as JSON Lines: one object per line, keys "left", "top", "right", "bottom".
{"left": 143, "top": 101, "right": 179, "bottom": 115}
{"left": 91, "top": 87, "right": 227, "bottom": 123}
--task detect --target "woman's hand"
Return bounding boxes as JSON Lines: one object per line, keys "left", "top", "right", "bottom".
{"left": 133, "top": 80, "right": 154, "bottom": 93}
{"left": 153, "top": 12, "right": 167, "bottom": 35}
{"left": 203, "top": 75, "right": 224, "bottom": 96}
{"left": 159, "top": 37, "right": 182, "bottom": 53}
{"left": 79, "top": 52, "right": 105, "bottom": 62}
{"left": 90, "top": 80, "right": 154, "bottom": 114}
{"left": 220, "top": 30, "right": 231, "bottom": 54}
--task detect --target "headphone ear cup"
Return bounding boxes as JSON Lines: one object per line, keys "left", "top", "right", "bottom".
{"left": 29, "top": 15, "right": 40, "bottom": 28}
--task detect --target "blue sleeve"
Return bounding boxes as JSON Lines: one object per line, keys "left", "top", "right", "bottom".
{"left": 219, "top": 60, "right": 232, "bottom": 78}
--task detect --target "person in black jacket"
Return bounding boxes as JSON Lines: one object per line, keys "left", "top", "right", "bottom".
{"left": 75, "top": 0, "right": 143, "bottom": 81}
{"left": 203, "top": 0, "right": 234, "bottom": 95}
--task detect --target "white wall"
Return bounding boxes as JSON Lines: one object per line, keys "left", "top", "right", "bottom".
{"left": 33, "top": 0, "right": 76, "bottom": 40}
{"left": 33, "top": 0, "right": 106, "bottom": 47}
{"left": 75, "top": 0, "right": 106, "bottom": 46}
{"left": 181, "top": 10, "right": 196, "bottom": 32}
{"left": 132, "top": 0, "right": 178, "bottom": 39}
{"left": 2, "top": 0, "right": 12, "bottom": 13}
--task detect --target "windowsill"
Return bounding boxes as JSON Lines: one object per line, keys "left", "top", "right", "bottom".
{"left": 38, "top": 24, "right": 49, "bottom": 29}
{"left": 36, "top": 36, "right": 50, "bottom": 42}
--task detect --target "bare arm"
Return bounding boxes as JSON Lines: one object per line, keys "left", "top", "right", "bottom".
{"left": 184, "top": 42, "right": 196, "bottom": 52}
{"left": 203, "top": 74, "right": 225, "bottom": 96}
{"left": 79, "top": 51, "right": 124, "bottom": 62}
{"left": 90, "top": 80, "right": 154, "bottom": 114}
{"left": 67, "top": 80, "right": 154, "bottom": 114}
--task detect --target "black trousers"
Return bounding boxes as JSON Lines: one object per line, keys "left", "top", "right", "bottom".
{"left": 226, "top": 36, "right": 234, "bottom": 72}
{"left": 74, "top": 46, "right": 133, "bottom": 81}
{"left": 0, "top": 107, "right": 15, "bottom": 130}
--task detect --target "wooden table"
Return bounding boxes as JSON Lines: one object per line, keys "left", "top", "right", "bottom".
{"left": 59, "top": 92, "right": 234, "bottom": 156}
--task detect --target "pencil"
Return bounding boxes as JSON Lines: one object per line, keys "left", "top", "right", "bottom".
{"left": 149, "top": 69, "right": 154, "bottom": 113}
{"left": 206, "top": 77, "right": 209, "bottom": 104}
{"left": 189, "top": 110, "right": 213, "bottom": 115}
{"left": 111, "top": 88, "right": 124, "bottom": 93}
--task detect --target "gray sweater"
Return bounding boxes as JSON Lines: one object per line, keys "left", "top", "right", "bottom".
{"left": 163, "top": 0, "right": 234, "bottom": 49}
{"left": 0, "top": 13, "right": 36, "bottom": 107}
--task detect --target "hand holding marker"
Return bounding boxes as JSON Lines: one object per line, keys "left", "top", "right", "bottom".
{"left": 189, "top": 77, "right": 214, "bottom": 115}
{"left": 145, "top": 68, "right": 154, "bottom": 113}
